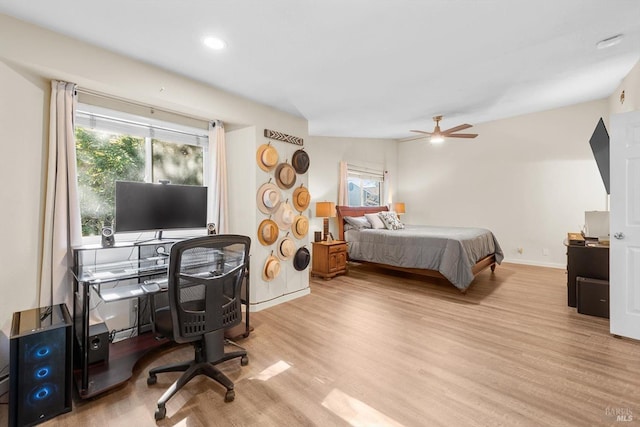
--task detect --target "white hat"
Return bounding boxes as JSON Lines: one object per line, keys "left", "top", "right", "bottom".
{"left": 256, "top": 182, "right": 282, "bottom": 214}
{"left": 273, "top": 202, "right": 296, "bottom": 230}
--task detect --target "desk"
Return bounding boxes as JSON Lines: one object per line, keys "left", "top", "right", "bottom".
{"left": 565, "top": 241, "right": 609, "bottom": 307}
{"left": 72, "top": 239, "right": 250, "bottom": 398}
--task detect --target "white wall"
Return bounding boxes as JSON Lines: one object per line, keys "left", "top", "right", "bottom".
{"left": 609, "top": 61, "right": 640, "bottom": 114}
{"left": 397, "top": 99, "right": 609, "bottom": 268}
{"left": 306, "top": 135, "right": 398, "bottom": 238}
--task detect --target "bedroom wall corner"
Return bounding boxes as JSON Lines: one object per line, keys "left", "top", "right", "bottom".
{"left": 306, "top": 135, "right": 398, "bottom": 241}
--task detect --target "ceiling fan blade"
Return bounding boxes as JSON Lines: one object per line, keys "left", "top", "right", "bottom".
{"left": 409, "top": 129, "right": 433, "bottom": 135}
{"left": 442, "top": 124, "right": 472, "bottom": 134}
{"left": 448, "top": 133, "right": 478, "bottom": 138}
{"left": 399, "top": 135, "right": 429, "bottom": 142}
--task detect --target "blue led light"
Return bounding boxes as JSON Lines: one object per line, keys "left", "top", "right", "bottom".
{"left": 35, "top": 367, "right": 50, "bottom": 379}
{"left": 33, "top": 386, "right": 51, "bottom": 400}
{"left": 35, "top": 346, "right": 51, "bottom": 358}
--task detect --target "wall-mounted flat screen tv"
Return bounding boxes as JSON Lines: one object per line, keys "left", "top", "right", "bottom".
{"left": 589, "top": 117, "right": 610, "bottom": 195}
{"left": 115, "top": 181, "right": 207, "bottom": 233}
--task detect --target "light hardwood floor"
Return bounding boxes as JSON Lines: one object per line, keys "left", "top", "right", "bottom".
{"left": 2, "top": 262, "right": 638, "bottom": 426}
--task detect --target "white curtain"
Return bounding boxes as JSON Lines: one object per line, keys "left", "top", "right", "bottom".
{"left": 337, "top": 161, "right": 349, "bottom": 206}
{"left": 39, "top": 80, "right": 82, "bottom": 308}
{"left": 208, "top": 120, "right": 229, "bottom": 233}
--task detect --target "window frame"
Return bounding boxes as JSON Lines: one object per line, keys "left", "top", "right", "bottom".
{"left": 346, "top": 164, "right": 385, "bottom": 207}
{"left": 74, "top": 103, "right": 210, "bottom": 243}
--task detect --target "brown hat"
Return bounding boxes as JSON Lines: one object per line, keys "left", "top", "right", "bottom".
{"left": 256, "top": 182, "right": 282, "bottom": 214}
{"left": 262, "top": 255, "right": 281, "bottom": 281}
{"left": 276, "top": 236, "right": 296, "bottom": 261}
{"left": 292, "top": 185, "right": 311, "bottom": 212}
{"left": 275, "top": 162, "right": 296, "bottom": 189}
{"left": 293, "top": 247, "right": 311, "bottom": 271}
{"left": 257, "top": 219, "right": 279, "bottom": 246}
{"left": 256, "top": 144, "right": 279, "bottom": 172}
{"left": 291, "top": 215, "right": 309, "bottom": 239}
{"left": 291, "top": 149, "right": 310, "bottom": 174}
{"left": 273, "top": 202, "right": 296, "bottom": 230}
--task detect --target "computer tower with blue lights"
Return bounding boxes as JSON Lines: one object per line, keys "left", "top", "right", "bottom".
{"left": 9, "top": 304, "right": 72, "bottom": 426}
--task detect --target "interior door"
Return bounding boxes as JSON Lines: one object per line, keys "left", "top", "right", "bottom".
{"left": 610, "top": 110, "right": 640, "bottom": 339}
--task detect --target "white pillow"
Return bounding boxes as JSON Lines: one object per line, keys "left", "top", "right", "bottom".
{"left": 365, "top": 213, "right": 386, "bottom": 229}
{"left": 344, "top": 216, "right": 372, "bottom": 230}
{"left": 378, "top": 211, "right": 405, "bottom": 230}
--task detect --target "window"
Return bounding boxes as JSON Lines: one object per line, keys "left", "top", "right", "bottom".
{"left": 347, "top": 165, "right": 384, "bottom": 207}
{"left": 75, "top": 104, "right": 208, "bottom": 237}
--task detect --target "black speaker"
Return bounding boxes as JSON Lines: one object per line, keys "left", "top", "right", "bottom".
{"left": 88, "top": 322, "right": 110, "bottom": 365}
{"left": 9, "top": 304, "right": 72, "bottom": 427}
{"left": 101, "top": 226, "right": 115, "bottom": 247}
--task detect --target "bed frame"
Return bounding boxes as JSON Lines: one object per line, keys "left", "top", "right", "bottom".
{"left": 336, "top": 205, "right": 496, "bottom": 286}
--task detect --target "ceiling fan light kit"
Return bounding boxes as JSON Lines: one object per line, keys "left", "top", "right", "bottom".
{"left": 408, "top": 115, "right": 478, "bottom": 143}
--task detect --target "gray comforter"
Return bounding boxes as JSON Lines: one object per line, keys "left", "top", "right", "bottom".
{"left": 345, "top": 225, "right": 504, "bottom": 290}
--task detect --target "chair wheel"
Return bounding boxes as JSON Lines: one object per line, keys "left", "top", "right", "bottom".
{"left": 240, "top": 356, "right": 249, "bottom": 366}
{"left": 147, "top": 375, "right": 157, "bottom": 385}
{"left": 225, "top": 389, "right": 235, "bottom": 402}
{"left": 155, "top": 405, "right": 166, "bottom": 420}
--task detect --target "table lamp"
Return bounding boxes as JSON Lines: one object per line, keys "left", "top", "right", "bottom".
{"left": 315, "top": 201, "right": 336, "bottom": 241}
{"left": 393, "top": 202, "right": 406, "bottom": 217}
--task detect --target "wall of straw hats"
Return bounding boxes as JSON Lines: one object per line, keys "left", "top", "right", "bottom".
{"left": 255, "top": 133, "right": 311, "bottom": 307}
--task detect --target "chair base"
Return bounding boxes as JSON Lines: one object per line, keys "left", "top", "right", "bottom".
{"left": 148, "top": 347, "right": 248, "bottom": 420}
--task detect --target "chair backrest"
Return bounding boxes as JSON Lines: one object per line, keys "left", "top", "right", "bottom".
{"left": 167, "top": 235, "right": 251, "bottom": 344}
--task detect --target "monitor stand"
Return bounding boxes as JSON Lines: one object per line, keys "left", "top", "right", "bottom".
{"left": 134, "top": 230, "right": 167, "bottom": 245}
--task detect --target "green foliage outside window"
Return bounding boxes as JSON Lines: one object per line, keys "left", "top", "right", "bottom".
{"left": 75, "top": 128, "right": 205, "bottom": 237}
{"left": 75, "top": 127, "right": 145, "bottom": 236}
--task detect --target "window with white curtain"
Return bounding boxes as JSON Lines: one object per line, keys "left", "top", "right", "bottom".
{"left": 347, "top": 165, "right": 384, "bottom": 207}
{"left": 75, "top": 103, "right": 209, "bottom": 236}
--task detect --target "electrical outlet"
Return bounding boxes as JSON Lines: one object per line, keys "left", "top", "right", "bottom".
{"left": 517, "top": 247, "right": 524, "bottom": 254}
{"left": 543, "top": 248, "right": 549, "bottom": 256}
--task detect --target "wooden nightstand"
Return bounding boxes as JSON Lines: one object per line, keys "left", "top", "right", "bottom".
{"left": 311, "top": 240, "right": 348, "bottom": 280}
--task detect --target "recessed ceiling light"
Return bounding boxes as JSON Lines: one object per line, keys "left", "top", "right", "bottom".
{"left": 596, "top": 34, "right": 624, "bottom": 50}
{"left": 203, "top": 36, "right": 226, "bottom": 50}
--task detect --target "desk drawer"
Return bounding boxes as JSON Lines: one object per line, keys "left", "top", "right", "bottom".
{"left": 329, "top": 244, "right": 346, "bottom": 254}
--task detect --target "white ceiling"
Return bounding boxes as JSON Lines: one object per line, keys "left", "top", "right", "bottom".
{"left": 1, "top": 0, "right": 639, "bottom": 139}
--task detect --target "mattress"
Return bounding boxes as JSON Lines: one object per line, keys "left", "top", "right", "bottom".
{"left": 345, "top": 224, "right": 504, "bottom": 289}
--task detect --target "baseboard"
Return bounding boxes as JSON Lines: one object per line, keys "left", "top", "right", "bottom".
{"left": 0, "top": 375, "right": 8, "bottom": 397}
{"left": 502, "top": 258, "right": 565, "bottom": 269}
{"left": 249, "top": 287, "right": 310, "bottom": 312}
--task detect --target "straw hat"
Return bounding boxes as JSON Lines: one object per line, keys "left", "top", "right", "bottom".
{"left": 257, "top": 219, "right": 279, "bottom": 246}
{"left": 293, "top": 247, "right": 311, "bottom": 271}
{"left": 262, "top": 255, "right": 281, "bottom": 281}
{"left": 291, "top": 215, "right": 309, "bottom": 239}
{"left": 256, "top": 144, "right": 279, "bottom": 172}
{"left": 275, "top": 162, "right": 296, "bottom": 189}
{"left": 291, "top": 149, "right": 310, "bottom": 174}
{"left": 292, "top": 185, "right": 311, "bottom": 212}
{"left": 273, "top": 202, "right": 296, "bottom": 230}
{"left": 256, "top": 182, "right": 282, "bottom": 214}
{"left": 276, "top": 236, "right": 296, "bottom": 261}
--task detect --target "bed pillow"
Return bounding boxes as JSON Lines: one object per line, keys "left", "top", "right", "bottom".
{"left": 365, "top": 213, "right": 386, "bottom": 229}
{"left": 378, "top": 211, "right": 405, "bottom": 230}
{"left": 344, "top": 216, "right": 371, "bottom": 230}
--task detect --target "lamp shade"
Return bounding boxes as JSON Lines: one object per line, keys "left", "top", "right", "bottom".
{"left": 393, "top": 202, "right": 406, "bottom": 214}
{"left": 315, "top": 201, "right": 336, "bottom": 218}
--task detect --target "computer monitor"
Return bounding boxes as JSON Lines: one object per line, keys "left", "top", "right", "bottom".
{"left": 115, "top": 181, "right": 207, "bottom": 234}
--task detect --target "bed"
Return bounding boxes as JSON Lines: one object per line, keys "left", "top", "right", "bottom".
{"left": 336, "top": 206, "right": 504, "bottom": 291}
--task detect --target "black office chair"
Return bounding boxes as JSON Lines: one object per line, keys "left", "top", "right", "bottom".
{"left": 147, "top": 235, "right": 251, "bottom": 420}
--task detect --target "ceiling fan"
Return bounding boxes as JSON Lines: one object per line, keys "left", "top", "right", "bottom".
{"left": 407, "top": 115, "right": 478, "bottom": 143}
